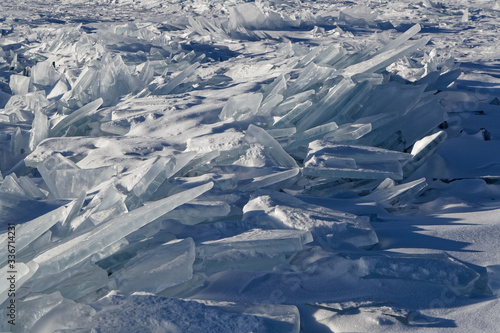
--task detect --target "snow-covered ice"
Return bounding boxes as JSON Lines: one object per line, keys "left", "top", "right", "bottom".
{"left": 1, "top": 0, "right": 500, "bottom": 331}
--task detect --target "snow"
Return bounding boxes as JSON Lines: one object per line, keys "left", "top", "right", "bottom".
{"left": 1, "top": 0, "right": 500, "bottom": 332}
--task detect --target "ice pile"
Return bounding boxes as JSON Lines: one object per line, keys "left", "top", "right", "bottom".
{"left": 0, "top": 1, "right": 496, "bottom": 331}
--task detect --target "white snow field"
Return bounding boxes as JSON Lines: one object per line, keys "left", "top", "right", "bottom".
{"left": 1, "top": 0, "right": 500, "bottom": 331}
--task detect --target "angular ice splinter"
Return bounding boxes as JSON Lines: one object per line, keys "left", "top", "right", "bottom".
{"left": 9, "top": 74, "right": 30, "bottom": 95}
{"left": 245, "top": 124, "right": 298, "bottom": 168}
{"left": 219, "top": 93, "right": 263, "bottom": 121}
{"left": 50, "top": 98, "right": 103, "bottom": 137}
{"left": 113, "top": 238, "right": 195, "bottom": 294}
{"left": 31, "top": 182, "right": 213, "bottom": 278}
{"left": 0, "top": 204, "right": 71, "bottom": 264}
{"left": 154, "top": 62, "right": 199, "bottom": 95}
{"left": 403, "top": 131, "right": 447, "bottom": 178}
{"left": 361, "top": 177, "right": 428, "bottom": 207}
{"left": 244, "top": 191, "right": 378, "bottom": 249}
{"left": 196, "top": 228, "right": 313, "bottom": 258}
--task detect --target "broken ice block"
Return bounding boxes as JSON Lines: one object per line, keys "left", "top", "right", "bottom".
{"left": 53, "top": 165, "right": 117, "bottom": 199}
{"left": 219, "top": 93, "right": 263, "bottom": 121}
{"left": 361, "top": 177, "right": 428, "bottom": 207}
{"left": 244, "top": 124, "right": 298, "bottom": 168}
{"left": 31, "top": 182, "right": 213, "bottom": 278}
{"left": 113, "top": 238, "right": 195, "bottom": 294}
{"left": 304, "top": 141, "right": 410, "bottom": 180}
{"left": 197, "top": 228, "right": 313, "bottom": 258}
{"left": 39, "top": 264, "right": 109, "bottom": 300}
{"left": 244, "top": 191, "right": 378, "bottom": 249}
{"left": 403, "top": 131, "right": 447, "bottom": 178}
{"left": 9, "top": 74, "right": 30, "bottom": 95}
{"left": 124, "top": 156, "right": 175, "bottom": 210}
{"left": 164, "top": 200, "right": 231, "bottom": 225}
{"left": 357, "top": 253, "right": 480, "bottom": 295}
{"left": 50, "top": 98, "right": 103, "bottom": 137}
{"left": 198, "top": 251, "right": 288, "bottom": 276}
{"left": 31, "top": 59, "right": 61, "bottom": 87}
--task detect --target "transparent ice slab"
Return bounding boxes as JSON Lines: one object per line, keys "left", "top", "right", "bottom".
{"left": 113, "top": 238, "right": 195, "bottom": 294}
{"left": 244, "top": 124, "right": 298, "bottom": 169}
{"left": 164, "top": 200, "right": 231, "bottom": 225}
{"left": 403, "top": 130, "right": 447, "bottom": 178}
{"left": 238, "top": 168, "right": 300, "bottom": 192}
{"left": 219, "top": 93, "right": 263, "bottom": 121}
{"left": 29, "top": 105, "right": 50, "bottom": 151}
{"left": 197, "top": 228, "right": 313, "bottom": 258}
{"left": 361, "top": 177, "right": 428, "bottom": 207}
{"left": 50, "top": 98, "right": 103, "bottom": 137}
{"left": 31, "top": 60, "right": 61, "bottom": 87}
{"left": 0, "top": 203, "right": 71, "bottom": 265}
{"left": 30, "top": 182, "right": 213, "bottom": 278}
{"left": 10, "top": 291, "right": 63, "bottom": 333}
{"left": 9, "top": 74, "right": 30, "bottom": 95}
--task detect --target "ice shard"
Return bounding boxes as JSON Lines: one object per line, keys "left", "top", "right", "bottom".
{"left": 29, "top": 105, "right": 50, "bottom": 152}
{"left": 244, "top": 124, "right": 298, "bottom": 168}
{"left": 197, "top": 228, "right": 313, "bottom": 258}
{"left": 343, "top": 36, "right": 431, "bottom": 76}
{"left": 244, "top": 191, "right": 378, "bottom": 249}
{"left": 154, "top": 62, "right": 199, "bottom": 95}
{"left": 124, "top": 156, "right": 175, "bottom": 210}
{"left": 0, "top": 204, "right": 71, "bottom": 264}
{"left": 49, "top": 98, "right": 103, "bottom": 137}
{"left": 219, "top": 93, "right": 263, "bottom": 121}
{"left": 113, "top": 238, "right": 195, "bottom": 294}
{"left": 164, "top": 200, "right": 231, "bottom": 225}
{"left": 403, "top": 130, "right": 447, "bottom": 178}
{"left": 361, "top": 177, "right": 428, "bottom": 207}
{"left": 304, "top": 141, "right": 410, "bottom": 181}
{"left": 31, "top": 59, "right": 61, "bottom": 87}
{"left": 31, "top": 182, "right": 213, "bottom": 278}
{"left": 0, "top": 261, "right": 38, "bottom": 305}
{"left": 9, "top": 74, "right": 30, "bottom": 95}
{"left": 39, "top": 264, "right": 109, "bottom": 300}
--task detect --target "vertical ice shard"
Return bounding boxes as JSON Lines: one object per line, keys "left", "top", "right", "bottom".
{"left": 244, "top": 124, "right": 298, "bottom": 168}
{"left": 219, "top": 93, "right": 263, "bottom": 121}
{"left": 29, "top": 105, "right": 50, "bottom": 151}
{"left": 113, "top": 238, "right": 195, "bottom": 294}
{"left": 49, "top": 98, "right": 103, "bottom": 137}
{"left": 295, "top": 77, "right": 356, "bottom": 132}
{"left": 31, "top": 182, "right": 213, "bottom": 278}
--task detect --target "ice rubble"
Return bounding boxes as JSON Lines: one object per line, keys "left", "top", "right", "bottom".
{"left": 0, "top": 1, "right": 496, "bottom": 331}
